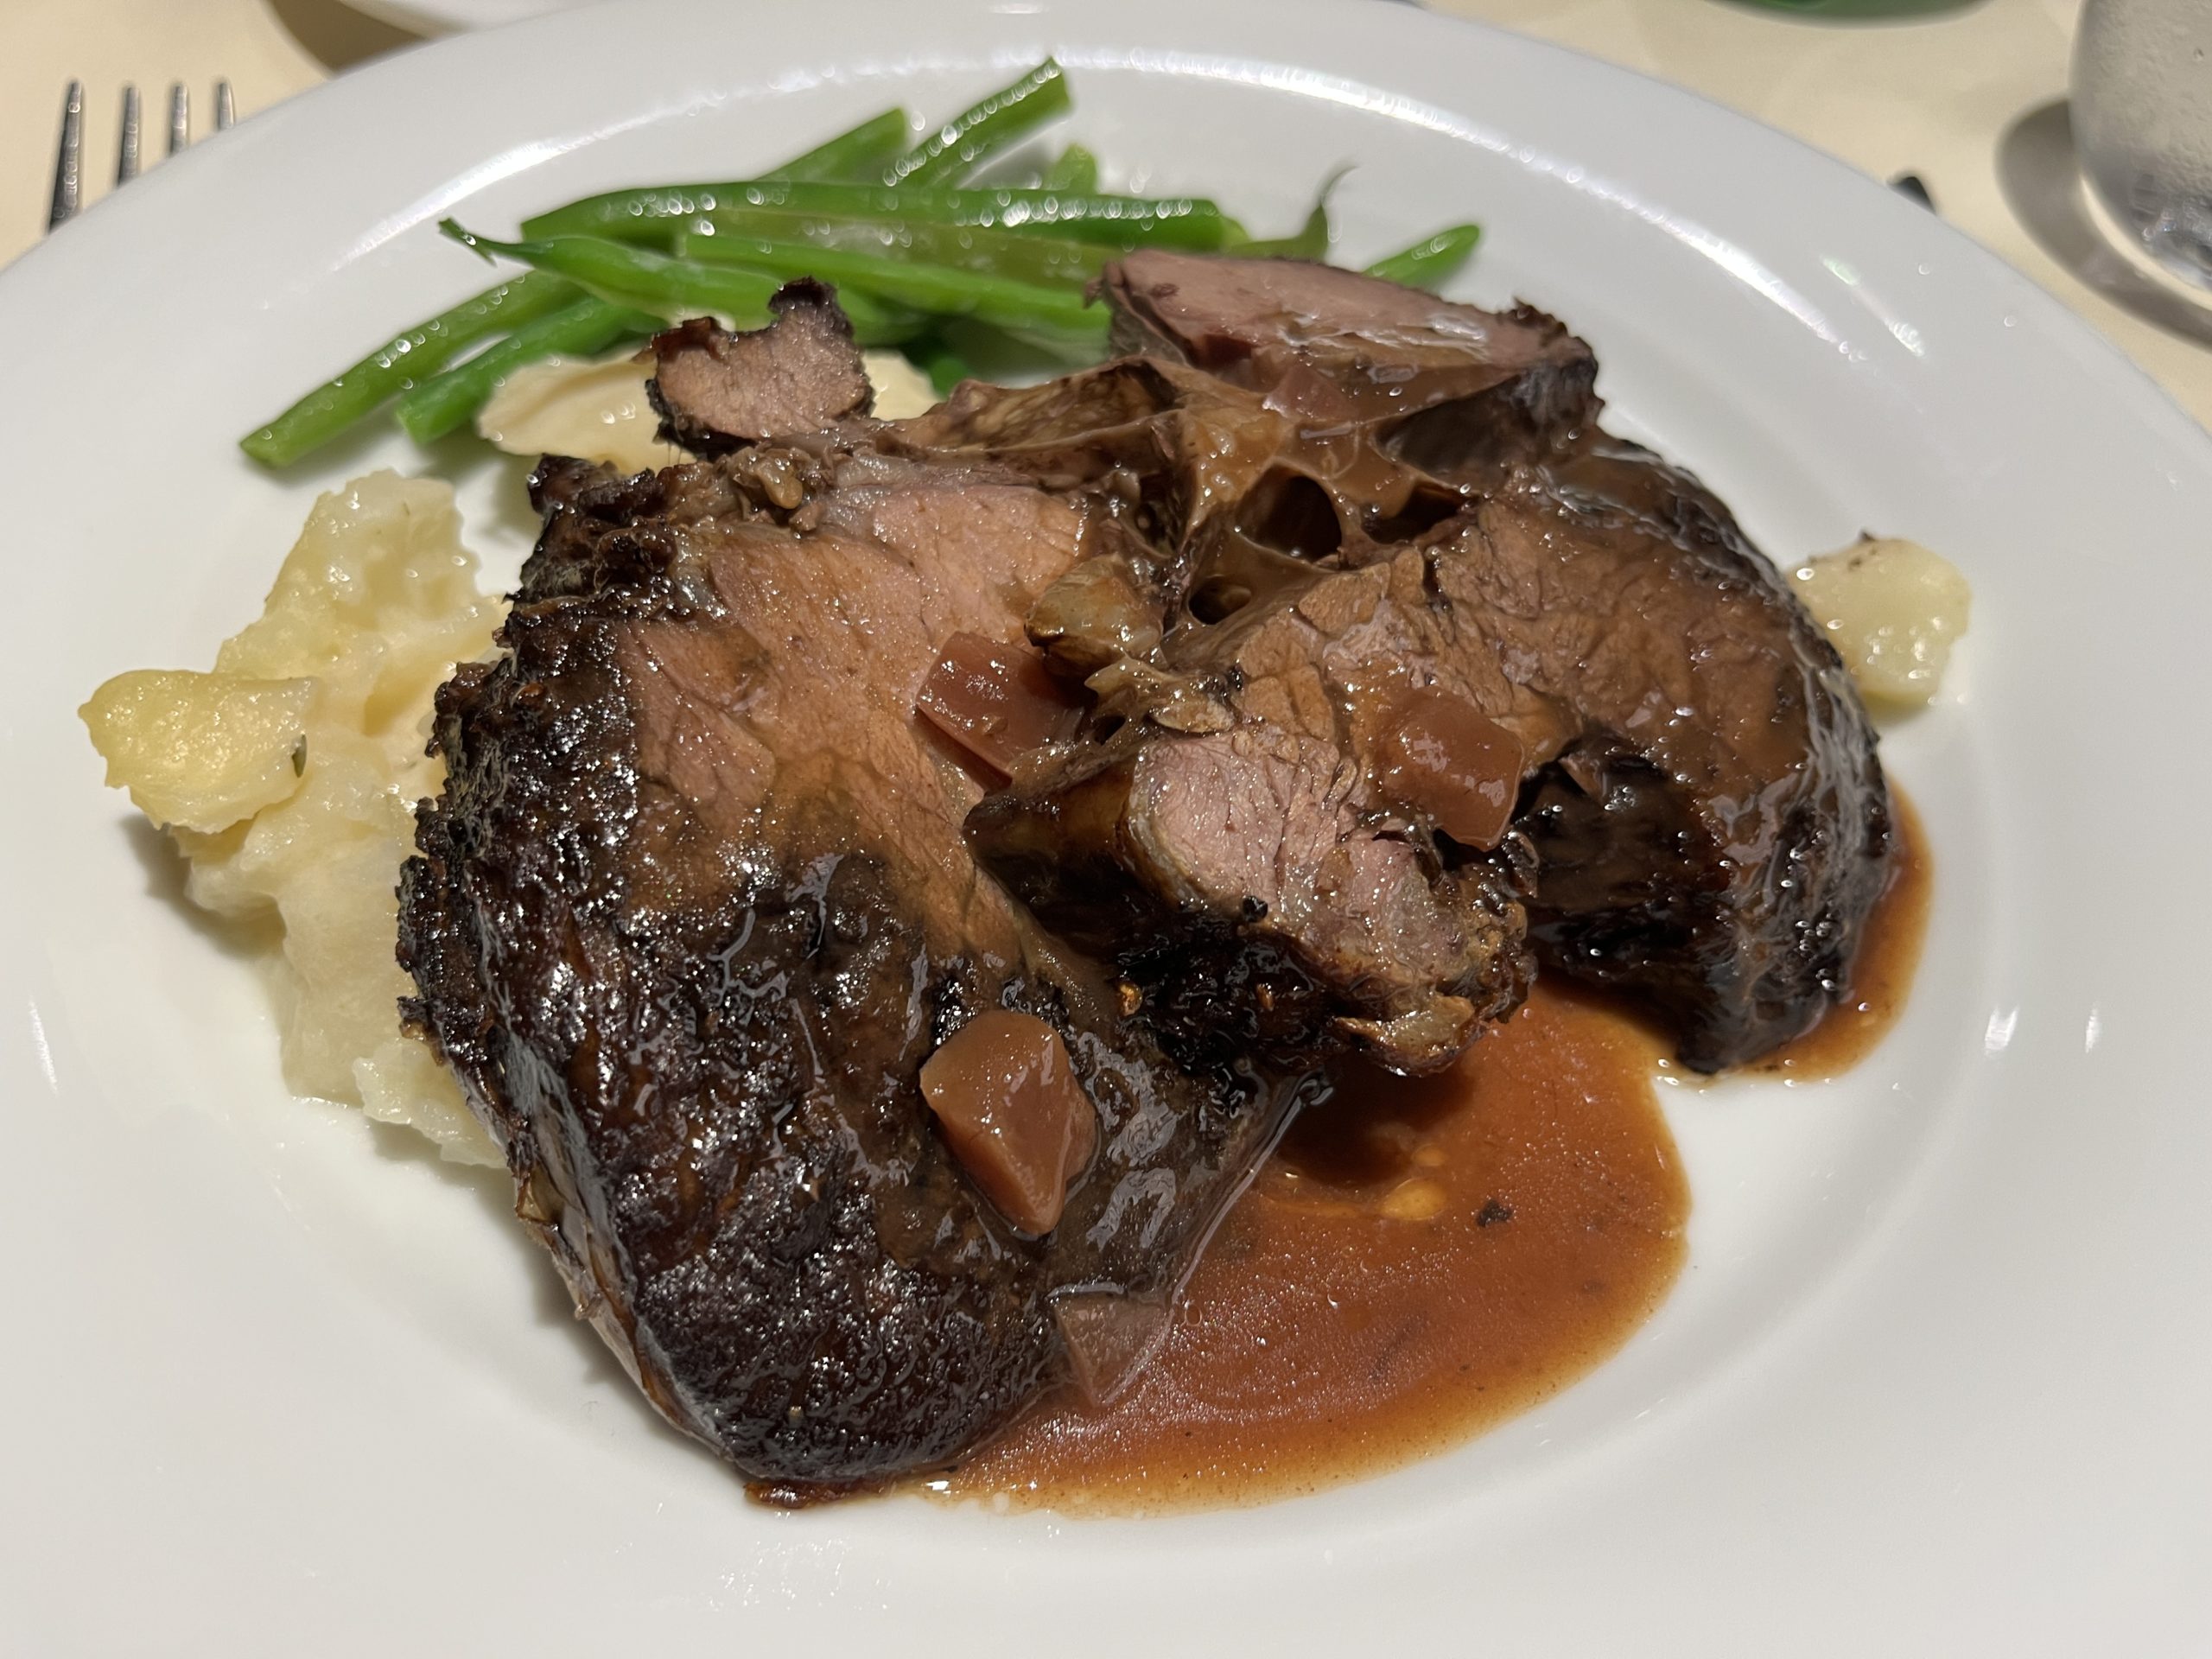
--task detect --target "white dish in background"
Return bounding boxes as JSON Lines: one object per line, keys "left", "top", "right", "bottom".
{"left": 3, "top": 0, "right": 2208, "bottom": 1651}
{"left": 344, "top": 0, "right": 1427, "bottom": 33}
{"left": 344, "top": 0, "right": 586, "bottom": 35}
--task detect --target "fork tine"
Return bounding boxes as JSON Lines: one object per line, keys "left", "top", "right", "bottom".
{"left": 214, "top": 80, "right": 236, "bottom": 132}
{"left": 48, "top": 80, "right": 83, "bottom": 231}
{"left": 116, "top": 84, "right": 141, "bottom": 185}
{"left": 168, "top": 84, "right": 189, "bottom": 156}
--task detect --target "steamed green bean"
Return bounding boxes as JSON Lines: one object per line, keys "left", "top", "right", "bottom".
{"left": 439, "top": 221, "right": 921, "bottom": 343}
{"left": 237, "top": 106, "right": 910, "bottom": 465}
{"left": 772, "top": 107, "right": 912, "bottom": 184}
{"left": 393, "top": 296, "right": 664, "bottom": 444}
{"left": 239, "top": 271, "right": 576, "bottom": 467}
{"left": 685, "top": 207, "right": 1110, "bottom": 286}
{"left": 883, "top": 60, "right": 1070, "bottom": 188}
{"left": 523, "top": 179, "right": 1233, "bottom": 248}
{"left": 673, "top": 230, "right": 1104, "bottom": 353}
{"left": 908, "top": 331, "right": 980, "bottom": 396}
{"left": 1038, "top": 143, "right": 1099, "bottom": 194}
{"left": 1363, "top": 222, "right": 1482, "bottom": 289}
{"left": 239, "top": 52, "right": 1493, "bottom": 468}
{"left": 1234, "top": 168, "right": 1346, "bottom": 261}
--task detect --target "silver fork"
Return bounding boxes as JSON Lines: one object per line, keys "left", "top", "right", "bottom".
{"left": 48, "top": 79, "right": 235, "bottom": 233}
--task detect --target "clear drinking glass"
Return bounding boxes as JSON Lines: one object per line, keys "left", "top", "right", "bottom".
{"left": 2072, "top": 0, "right": 2212, "bottom": 290}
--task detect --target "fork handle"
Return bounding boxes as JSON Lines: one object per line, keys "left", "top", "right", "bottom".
{"left": 48, "top": 80, "right": 83, "bottom": 231}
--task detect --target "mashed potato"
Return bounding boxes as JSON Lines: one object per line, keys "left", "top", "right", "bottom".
{"left": 82, "top": 473, "right": 504, "bottom": 1165}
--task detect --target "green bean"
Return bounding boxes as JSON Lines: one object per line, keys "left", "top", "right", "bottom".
{"left": 906, "top": 333, "right": 978, "bottom": 397}
{"left": 238, "top": 271, "right": 577, "bottom": 466}
{"left": 684, "top": 206, "right": 1107, "bottom": 287}
{"left": 884, "top": 60, "right": 1070, "bottom": 188}
{"left": 1038, "top": 143, "right": 1099, "bottom": 194}
{"left": 1235, "top": 168, "right": 1345, "bottom": 261}
{"left": 238, "top": 114, "right": 913, "bottom": 466}
{"left": 771, "top": 107, "right": 912, "bottom": 183}
{"left": 523, "top": 179, "right": 1231, "bottom": 248}
{"left": 440, "top": 221, "right": 921, "bottom": 343}
{"left": 672, "top": 231, "right": 1103, "bottom": 353}
{"left": 393, "top": 296, "right": 664, "bottom": 444}
{"left": 1363, "top": 222, "right": 1482, "bottom": 289}
{"left": 1233, "top": 205, "right": 1328, "bottom": 259}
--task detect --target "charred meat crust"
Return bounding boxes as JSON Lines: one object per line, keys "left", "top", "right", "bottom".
{"left": 1488, "top": 440, "right": 1893, "bottom": 1069}
{"left": 398, "top": 448, "right": 1305, "bottom": 1488}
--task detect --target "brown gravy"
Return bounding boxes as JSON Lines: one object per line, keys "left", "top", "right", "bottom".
{"left": 940, "top": 794, "right": 1927, "bottom": 1514}
{"left": 944, "top": 987, "right": 1687, "bottom": 1512}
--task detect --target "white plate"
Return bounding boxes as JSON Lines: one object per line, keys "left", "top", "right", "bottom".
{"left": 4, "top": 1, "right": 2208, "bottom": 1651}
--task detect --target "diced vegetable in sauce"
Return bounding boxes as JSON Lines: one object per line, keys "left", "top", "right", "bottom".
{"left": 919, "top": 1008, "right": 1097, "bottom": 1235}
{"left": 916, "top": 632, "right": 1084, "bottom": 772}
{"left": 1371, "top": 686, "right": 1527, "bottom": 849}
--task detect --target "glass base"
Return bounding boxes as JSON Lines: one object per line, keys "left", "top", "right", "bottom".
{"left": 2082, "top": 175, "right": 2212, "bottom": 298}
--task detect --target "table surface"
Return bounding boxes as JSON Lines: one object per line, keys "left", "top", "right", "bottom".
{"left": 4, "top": 0, "right": 2209, "bottom": 429}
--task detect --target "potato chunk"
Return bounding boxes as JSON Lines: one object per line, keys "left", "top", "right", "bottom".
{"left": 861, "top": 349, "right": 939, "bottom": 419}
{"left": 1790, "top": 535, "right": 1972, "bottom": 707}
{"left": 477, "top": 355, "right": 686, "bottom": 475}
{"left": 81, "top": 670, "right": 311, "bottom": 833}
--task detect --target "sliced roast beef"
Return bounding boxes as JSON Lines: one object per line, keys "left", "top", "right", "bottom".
{"left": 399, "top": 429, "right": 1305, "bottom": 1491}
{"left": 898, "top": 257, "right": 1603, "bottom": 605}
{"left": 966, "top": 525, "right": 1540, "bottom": 1074}
{"left": 1478, "top": 439, "right": 1893, "bottom": 1068}
{"left": 955, "top": 254, "right": 1891, "bottom": 1072}
{"left": 1106, "top": 248, "right": 1600, "bottom": 493}
{"left": 967, "top": 713, "right": 1533, "bottom": 1077}
{"left": 889, "top": 355, "right": 1308, "bottom": 586}
{"left": 646, "top": 279, "right": 873, "bottom": 454}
